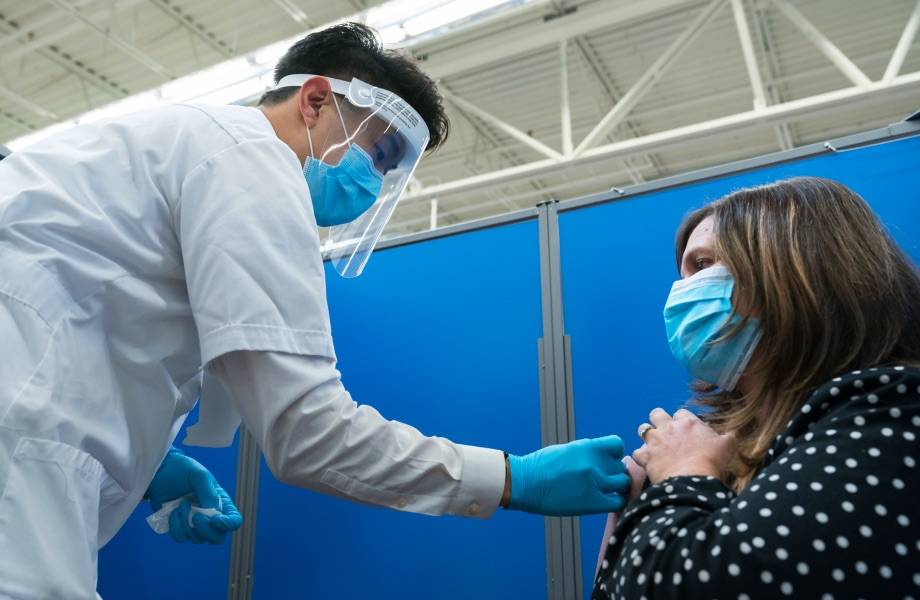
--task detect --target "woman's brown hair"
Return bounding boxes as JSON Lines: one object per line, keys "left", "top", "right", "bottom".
{"left": 675, "top": 176, "right": 920, "bottom": 490}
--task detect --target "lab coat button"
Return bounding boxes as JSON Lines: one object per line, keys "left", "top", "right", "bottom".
{"left": 468, "top": 502, "right": 481, "bottom": 515}
{"left": 397, "top": 498, "right": 408, "bottom": 508}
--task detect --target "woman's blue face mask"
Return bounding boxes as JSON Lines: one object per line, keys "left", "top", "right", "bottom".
{"left": 663, "top": 264, "right": 761, "bottom": 390}
{"left": 303, "top": 98, "right": 384, "bottom": 227}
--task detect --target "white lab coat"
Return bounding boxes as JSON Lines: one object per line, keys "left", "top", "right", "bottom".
{"left": 0, "top": 104, "right": 504, "bottom": 600}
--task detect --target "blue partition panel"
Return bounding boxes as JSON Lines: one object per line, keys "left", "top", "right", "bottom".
{"left": 559, "top": 135, "right": 920, "bottom": 594}
{"left": 252, "top": 220, "right": 546, "bottom": 599}
{"left": 98, "top": 405, "right": 239, "bottom": 599}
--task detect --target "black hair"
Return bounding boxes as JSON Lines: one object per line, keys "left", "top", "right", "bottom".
{"left": 259, "top": 22, "right": 449, "bottom": 151}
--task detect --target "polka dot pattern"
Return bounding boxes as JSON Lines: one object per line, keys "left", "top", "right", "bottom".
{"left": 592, "top": 366, "right": 920, "bottom": 600}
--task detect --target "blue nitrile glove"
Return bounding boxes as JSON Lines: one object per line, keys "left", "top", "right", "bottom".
{"left": 146, "top": 447, "right": 243, "bottom": 544}
{"left": 507, "top": 435, "right": 629, "bottom": 516}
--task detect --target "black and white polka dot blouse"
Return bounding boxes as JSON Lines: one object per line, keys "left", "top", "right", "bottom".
{"left": 593, "top": 366, "right": 920, "bottom": 600}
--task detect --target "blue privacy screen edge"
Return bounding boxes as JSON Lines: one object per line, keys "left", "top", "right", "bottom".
{"left": 97, "top": 403, "right": 239, "bottom": 600}
{"left": 560, "top": 135, "right": 920, "bottom": 595}
{"left": 252, "top": 219, "right": 547, "bottom": 600}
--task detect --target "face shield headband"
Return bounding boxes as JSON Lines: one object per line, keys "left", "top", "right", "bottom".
{"left": 273, "top": 74, "right": 430, "bottom": 277}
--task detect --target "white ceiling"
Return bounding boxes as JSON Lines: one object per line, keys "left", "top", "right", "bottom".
{"left": 2, "top": 0, "right": 918, "bottom": 237}
{"left": 0, "top": 0, "right": 378, "bottom": 136}
{"left": 393, "top": 0, "right": 920, "bottom": 234}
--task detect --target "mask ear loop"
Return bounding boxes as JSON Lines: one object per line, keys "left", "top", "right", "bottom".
{"left": 306, "top": 127, "right": 315, "bottom": 162}
{"left": 333, "top": 93, "right": 350, "bottom": 139}
{"left": 320, "top": 93, "right": 390, "bottom": 162}
{"left": 318, "top": 94, "right": 352, "bottom": 163}
{"left": 304, "top": 83, "right": 322, "bottom": 163}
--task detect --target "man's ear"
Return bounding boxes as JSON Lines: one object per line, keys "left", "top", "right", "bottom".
{"left": 298, "top": 77, "right": 331, "bottom": 127}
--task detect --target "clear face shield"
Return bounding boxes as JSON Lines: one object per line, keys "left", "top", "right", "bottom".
{"left": 273, "top": 74, "right": 430, "bottom": 278}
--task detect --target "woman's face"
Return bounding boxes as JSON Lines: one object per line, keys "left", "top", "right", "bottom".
{"left": 680, "top": 215, "right": 760, "bottom": 395}
{"left": 680, "top": 216, "right": 721, "bottom": 279}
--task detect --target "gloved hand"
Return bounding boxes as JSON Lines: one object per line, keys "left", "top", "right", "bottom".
{"left": 146, "top": 447, "right": 243, "bottom": 544}
{"left": 507, "top": 435, "right": 629, "bottom": 516}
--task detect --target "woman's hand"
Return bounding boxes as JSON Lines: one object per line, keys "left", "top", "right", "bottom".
{"left": 631, "top": 408, "right": 735, "bottom": 484}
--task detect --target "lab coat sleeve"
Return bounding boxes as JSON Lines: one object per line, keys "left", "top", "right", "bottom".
{"left": 176, "top": 137, "right": 335, "bottom": 365}
{"left": 209, "top": 350, "right": 507, "bottom": 518}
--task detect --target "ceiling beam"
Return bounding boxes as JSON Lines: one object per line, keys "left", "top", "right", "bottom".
{"left": 438, "top": 85, "right": 527, "bottom": 212}
{"left": 751, "top": 1, "right": 794, "bottom": 150}
{"left": 419, "top": 0, "right": 704, "bottom": 80}
{"left": 883, "top": 0, "right": 920, "bottom": 82}
{"left": 147, "top": 0, "right": 237, "bottom": 58}
{"left": 271, "top": 0, "right": 310, "bottom": 25}
{"left": 573, "top": 0, "right": 725, "bottom": 155}
{"left": 0, "top": 0, "right": 95, "bottom": 51}
{"left": 0, "top": 15, "right": 130, "bottom": 103}
{"left": 771, "top": 0, "right": 872, "bottom": 87}
{"left": 571, "top": 36, "right": 665, "bottom": 178}
{"left": 394, "top": 166, "right": 642, "bottom": 232}
{"left": 0, "top": 109, "right": 35, "bottom": 133}
{"left": 403, "top": 70, "right": 920, "bottom": 202}
{"left": 730, "top": 0, "right": 767, "bottom": 110}
{"left": 441, "top": 88, "right": 564, "bottom": 161}
{"left": 0, "top": 84, "right": 58, "bottom": 119}
{"left": 559, "top": 40, "right": 573, "bottom": 157}
{"left": 45, "top": 0, "right": 172, "bottom": 79}
{"left": 1, "top": 0, "right": 147, "bottom": 66}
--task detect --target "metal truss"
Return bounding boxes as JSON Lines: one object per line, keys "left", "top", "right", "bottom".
{"left": 409, "top": 0, "right": 920, "bottom": 211}
{"left": 45, "top": 0, "right": 173, "bottom": 79}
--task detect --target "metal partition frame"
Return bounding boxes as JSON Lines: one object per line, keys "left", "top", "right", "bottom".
{"left": 228, "top": 428, "right": 260, "bottom": 600}
{"left": 538, "top": 200, "right": 582, "bottom": 600}
{"left": 225, "top": 117, "right": 920, "bottom": 600}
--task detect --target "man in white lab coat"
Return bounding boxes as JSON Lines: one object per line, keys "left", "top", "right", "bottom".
{"left": 0, "top": 23, "right": 629, "bottom": 599}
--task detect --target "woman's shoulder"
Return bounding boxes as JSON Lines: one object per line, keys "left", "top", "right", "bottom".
{"left": 762, "top": 364, "right": 920, "bottom": 465}
{"left": 803, "top": 365, "right": 920, "bottom": 425}
{"left": 812, "top": 365, "right": 920, "bottom": 405}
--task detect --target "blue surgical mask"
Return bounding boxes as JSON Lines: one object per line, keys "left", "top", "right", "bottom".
{"left": 304, "top": 143, "right": 383, "bottom": 227}
{"left": 663, "top": 265, "right": 760, "bottom": 390}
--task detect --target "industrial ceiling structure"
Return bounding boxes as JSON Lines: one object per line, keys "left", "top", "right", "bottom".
{"left": 2, "top": 0, "right": 918, "bottom": 238}
{"left": 0, "top": 0, "right": 382, "bottom": 136}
